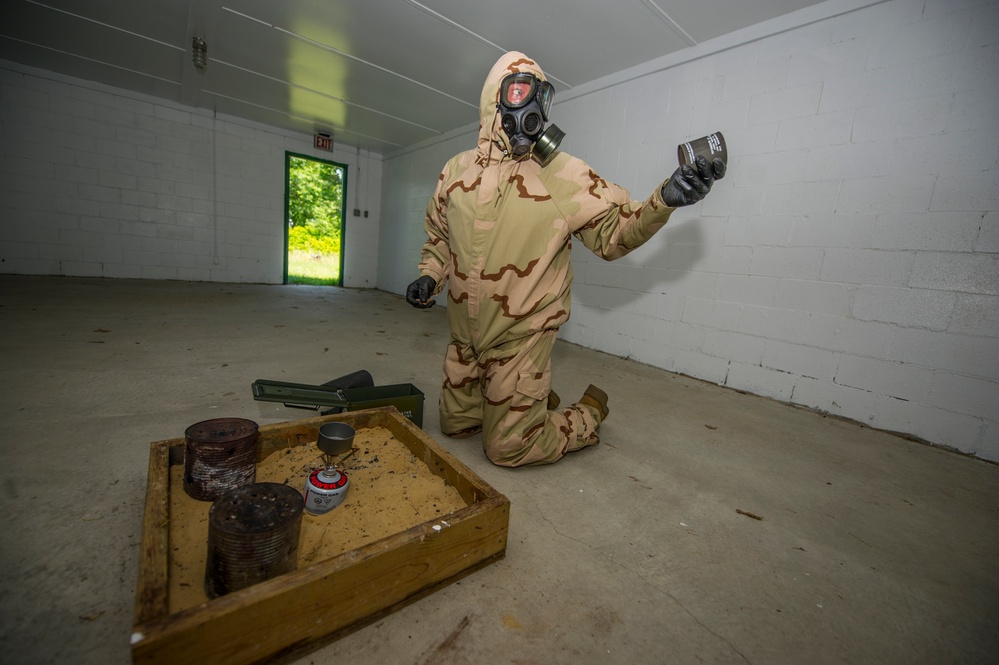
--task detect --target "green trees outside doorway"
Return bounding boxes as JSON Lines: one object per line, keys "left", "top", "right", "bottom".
{"left": 286, "top": 154, "right": 346, "bottom": 285}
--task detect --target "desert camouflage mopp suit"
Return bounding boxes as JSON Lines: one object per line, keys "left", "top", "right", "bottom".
{"left": 416, "top": 51, "right": 680, "bottom": 467}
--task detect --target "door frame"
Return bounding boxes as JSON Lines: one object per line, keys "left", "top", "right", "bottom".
{"left": 283, "top": 151, "right": 348, "bottom": 285}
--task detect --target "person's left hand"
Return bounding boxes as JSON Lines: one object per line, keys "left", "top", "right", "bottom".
{"left": 661, "top": 155, "right": 726, "bottom": 207}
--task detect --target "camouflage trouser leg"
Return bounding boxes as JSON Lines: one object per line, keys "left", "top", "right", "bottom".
{"left": 439, "top": 329, "right": 602, "bottom": 467}
{"left": 439, "top": 340, "right": 485, "bottom": 439}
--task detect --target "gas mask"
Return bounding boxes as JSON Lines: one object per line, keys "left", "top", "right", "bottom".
{"left": 498, "top": 73, "right": 565, "bottom": 164}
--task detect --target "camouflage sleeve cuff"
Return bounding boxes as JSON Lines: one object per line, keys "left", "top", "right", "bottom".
{"left": 420, "top": 267, "right": 446, "bottom": 294}
{"left": 655, "top": 179, "right": 676, "bottom": 211}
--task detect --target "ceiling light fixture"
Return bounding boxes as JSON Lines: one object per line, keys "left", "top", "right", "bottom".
{"left": 192, "top": 37, "right": 208, "bottom": 71}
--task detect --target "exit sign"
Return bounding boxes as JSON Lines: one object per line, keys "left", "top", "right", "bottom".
{"left": 314, "top": 133, "right": 332, "bottom": 151}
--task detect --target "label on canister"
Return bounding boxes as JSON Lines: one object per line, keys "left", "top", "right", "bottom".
{"left": 304, "top": 468, "right": 349, "bottom": 515}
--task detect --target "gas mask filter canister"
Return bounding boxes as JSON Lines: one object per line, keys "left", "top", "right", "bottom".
{"left": 498, "top": 73, "right": 564, "bottom": 163}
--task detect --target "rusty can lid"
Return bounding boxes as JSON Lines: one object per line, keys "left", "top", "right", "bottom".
{"left": 185, "top": 417, "right": 258, "bottom": 444}
{"left": 209, "top": 482, "right": 303, "bottom": 535}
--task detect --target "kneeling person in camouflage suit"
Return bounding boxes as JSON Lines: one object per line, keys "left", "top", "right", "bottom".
{"left": 407, "top": 51, "right": 724, "bottom": 467}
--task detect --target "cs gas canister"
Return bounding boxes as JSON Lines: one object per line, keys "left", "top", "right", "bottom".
{"left": 304, "top": 421, "right": 355, "bottom": 515}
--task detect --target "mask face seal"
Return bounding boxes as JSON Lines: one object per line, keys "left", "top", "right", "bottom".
{"left": 498, "top": 73, "right": 563, "bottom": 160}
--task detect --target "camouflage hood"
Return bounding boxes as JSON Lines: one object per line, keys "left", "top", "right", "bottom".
{"left": 476, "top": 51, "right": 548, "bottom": 167}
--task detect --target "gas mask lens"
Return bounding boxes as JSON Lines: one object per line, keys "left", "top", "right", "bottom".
{"left": 501, "top": 74, "right": 536, "bottom": 108}
{"left": 500, "top": 74, "right": 554, "bottom": 115}
{"left": 500, "top": 74, "right": 538, "bottom": 109}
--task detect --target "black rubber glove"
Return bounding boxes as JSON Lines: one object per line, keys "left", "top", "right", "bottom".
{"left": 406, "top": 275, "right": 437, "bottom": 308}
{"left": 661, "top": 155, "right": 726, "bottom": 207}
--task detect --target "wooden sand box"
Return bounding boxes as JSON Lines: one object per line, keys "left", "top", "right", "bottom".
{"left": 133, "top": 408, "right": 510, "bottom": 665}
{"left": 168, "top": 425, "right": 466, "bottom": 613}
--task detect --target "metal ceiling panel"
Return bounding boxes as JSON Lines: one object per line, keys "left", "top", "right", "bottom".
{"left": 26, "top": 0, "right": 193, "bottom": 47}
{"left": 413, "top": 0, "right": 696, "bottom": 89}
{"left": 225, "top": 0, "right": 498, "bottom": 102}
{"left": 200, "top": 60, "right": 439, "bottom": 149}
{"left": 210, "top": 9, "right": 476, "bottom": 134}
{"left": 0, "top": 0, "right": 842, "bottom": 154}
{"left": 659, "top": 0, "right": 827, "bottom": 42}
{"left": 2, "top": 1, "right": 183, "bottom": 83}
{"left": 0, "top": 35, "right": 183, "bottom": 101}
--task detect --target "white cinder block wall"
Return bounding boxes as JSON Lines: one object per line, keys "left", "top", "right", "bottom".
{"left": 378, "top": 0, "right": 999, "bottom": 461}
{"left": 377, "top": 132, "right": 468, "bottom": 297}
{"left": 0, "top": 63, "right": 382, "bottom": 288}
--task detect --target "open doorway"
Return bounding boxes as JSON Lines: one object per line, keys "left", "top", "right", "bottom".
{"left": 284, "top": 152, "right": 347, "bottom": 286}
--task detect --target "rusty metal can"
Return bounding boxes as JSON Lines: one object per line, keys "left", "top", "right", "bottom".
{"left": 204, "top": 482, "right": 303, "bottom": 598}
{"left": 304, "top": 467, "right": 350, "bottom": 515}
{"left": 183, "top": 417, "right": 258, "bottom": 501}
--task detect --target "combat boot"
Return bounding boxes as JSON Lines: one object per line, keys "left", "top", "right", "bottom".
{"left": 579, "top": 384, "right": 609, "bottom": 421}
{"left": 547, "top": 389, "right": 561, "bottom": 410}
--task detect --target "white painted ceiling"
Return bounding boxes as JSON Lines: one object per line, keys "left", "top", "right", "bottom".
{"left": 1, "top": 0, "right": 826, "bottom": 154}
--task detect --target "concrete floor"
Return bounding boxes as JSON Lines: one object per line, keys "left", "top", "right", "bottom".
{"left": 0, "top": 274, "right": 996, "bottom": 665}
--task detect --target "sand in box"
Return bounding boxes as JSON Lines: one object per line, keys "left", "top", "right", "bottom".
{"left": 167, "top": 425, "right": 467, "bottom": 613}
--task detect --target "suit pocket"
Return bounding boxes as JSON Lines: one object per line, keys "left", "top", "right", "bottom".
{"left": 516, "top": 370, "right": 550, "bottom": 401}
